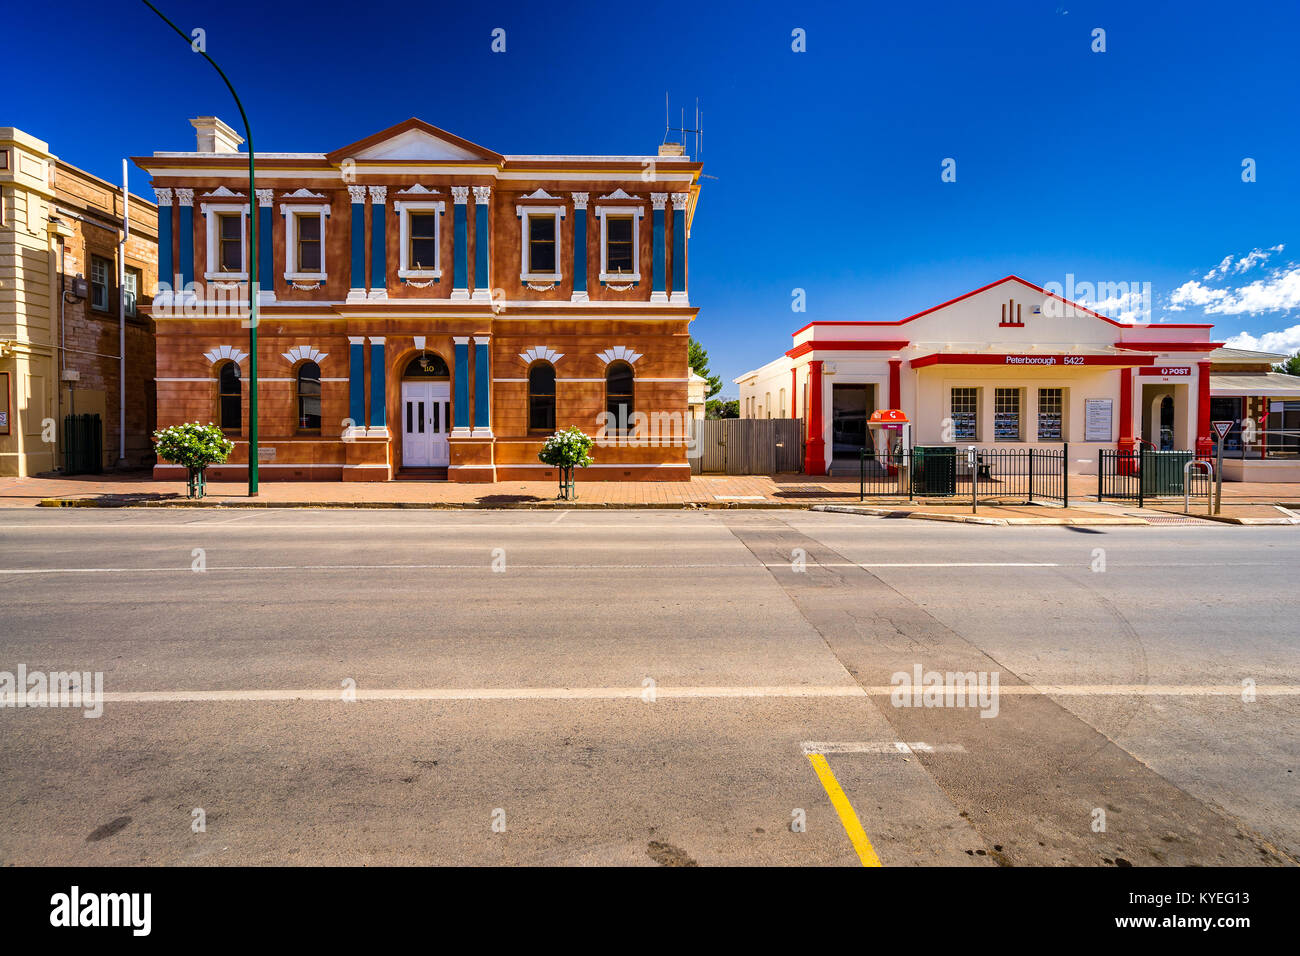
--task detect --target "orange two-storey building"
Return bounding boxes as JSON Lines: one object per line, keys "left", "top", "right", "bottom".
{"left": 135, "top": 117, "right": 701, "bottom": 481}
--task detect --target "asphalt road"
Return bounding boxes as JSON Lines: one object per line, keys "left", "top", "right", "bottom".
{"left": 0, "top": 508, "right": 1295, "bottom": 866}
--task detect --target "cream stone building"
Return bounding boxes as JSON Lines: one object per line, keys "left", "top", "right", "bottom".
{"left": 0, "top": 127, "right": 157, "bottom": 476}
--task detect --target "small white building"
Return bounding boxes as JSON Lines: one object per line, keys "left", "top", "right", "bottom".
{"left": 687, "top": 369, "right": 708, "bottom": 419}
{"left": 735, "top": 275, "right": 1300, "bottom": 477}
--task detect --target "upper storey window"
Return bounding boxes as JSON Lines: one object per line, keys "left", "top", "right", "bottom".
{"left": 281, "top": 201, "right": 330, "bottom": 281}
{"left": 409, "top": 213, "right": 438, "bottom": 270}
{"left": 604, "top": 216, "right": 634, "bottom": 276}
{"left": 595, "top": 198, "right": 644, "bottom": 285}
{"left": 217, "top": 214, "right": 242, "bottom": 272}
{"left": 529, "top": 215, "right": 557, "bottom": 274}
{"left": 517, "top": 203, "right": 565, "bottom": 284}
{"left": 395, "top": 199, "right": 445, "bottom": 281}
{"left": 201, "top": 192, "right": 250, "bottom": 281}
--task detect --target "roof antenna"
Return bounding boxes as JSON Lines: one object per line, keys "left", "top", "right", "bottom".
{"left": 663, "top": 93, "right": 703, "bottom": 160}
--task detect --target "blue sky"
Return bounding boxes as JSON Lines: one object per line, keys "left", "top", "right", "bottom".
{"left": 7, "top": 0, "right": 1299, "bottom": 394}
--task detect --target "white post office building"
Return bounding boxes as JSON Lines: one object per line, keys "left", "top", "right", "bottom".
{"left": 736, "top": 276, "right": 1300, "bottom": 478}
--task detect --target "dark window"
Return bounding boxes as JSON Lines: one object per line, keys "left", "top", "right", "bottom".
{"left": 90, "top": 255, "right": 111, "bottom": 310}
{"left": 606, "top": 361, "right": 634, "bottom": 433}
{"left": 605, "top": 216, "right": 634, "bottom": 275}
{"left": 297, "top": 361, "right": 321, "bottom": 432}
{"left": 528, "top": 214, "right": 557, "bottom": 274}
{"left": 409, "top": 213, "right": 438, "bottom": 270}
{"left": 218, "top": 361, "right": 241, "bottom": 432}
{"left": 297, "top": 215, "right": 321, "bottom": 273}
{"left": 218, "top": 214, "right": 242, "bottom": 272}
{"left": 123, "top": 267, "right": 140, "bottom": 318}
{"left": 528, "top": 362, "right": 556, "bottom": 432}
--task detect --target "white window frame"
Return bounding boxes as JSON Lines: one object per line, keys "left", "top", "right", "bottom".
{"left": 395, "top": 200, "right": 445, "bottom": 280}
{"left": 994, "top": 387, "right": 1023, "bottom": 443}
{"left": 280, "top": 203, "right": 329, "bottom": 281}
{"left": 595, "top": 205, "right": 643, "bottom": 283}
{"left": 90, "top": 255, "right": 111, "bottom": 310}
{"left": 201, "top": 202, "right": 249, "bottom": 281}
{"left": 951, "top": 386, "right": 979, "bottom": 442}
{"left": 123, "top": 267, "right": 139, "bottom": 318}
{"left": 1037, "top": 387, "right": 1065, "bottom": 441}
{"left": 516, "top": 204, "right": 565, "bottom": 283}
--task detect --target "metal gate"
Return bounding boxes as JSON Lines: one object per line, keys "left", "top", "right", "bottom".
{"left": 859, "top": 445, "right": 1070, "bottom": 505}
{"left": 63, "top": 413, "right": 103, "bottom": 475}
{"left": 1099, "top": 448, "right": 1210, "bottom": 506}
{"left": 691, "top": 418, "right": 804, "bottom": 474}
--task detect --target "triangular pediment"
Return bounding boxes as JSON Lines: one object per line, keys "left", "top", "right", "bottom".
{"left": 328, "top": 118, "right": 502, "bottom": 164}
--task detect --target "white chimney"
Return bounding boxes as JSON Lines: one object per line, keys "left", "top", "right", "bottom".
{"left": 189, "top": 116, "right": 244, "bottom": 154}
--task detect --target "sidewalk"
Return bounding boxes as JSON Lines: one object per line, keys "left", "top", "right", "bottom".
{"left": 3, "top": 471, "right": 1297, "bottom": 525}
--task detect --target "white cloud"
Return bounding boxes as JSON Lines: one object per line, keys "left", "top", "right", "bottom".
{"left": 1201, "top": 244, "right": 1284, "bottom": 281}
{"left": 1224, "top": 325, "right": 1300, "bottom": 355}
{"left": 1167, "top": 261, "right": 1300, "bottom": 315}
{"left": 1203, "top": 255, "right": 1234, "bottom": 281}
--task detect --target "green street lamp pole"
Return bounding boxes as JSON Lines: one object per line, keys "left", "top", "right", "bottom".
{"left": 143, "top": 1, "right": 259, "bottom": 495}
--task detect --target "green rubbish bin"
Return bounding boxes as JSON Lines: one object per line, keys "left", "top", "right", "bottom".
{"left": 912, "top": 445, "right": 957, "bottom": 496}
{"left": 1139, "top": 449, "right": 1192, "bottom": 497}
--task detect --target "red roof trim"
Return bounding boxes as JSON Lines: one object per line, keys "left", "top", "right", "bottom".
{"left": 1113, "top": 341, "right": 1225, "bottom": 351}
{"left": 785, "top": 339, "right": 910, "bottom": 359}
{"left": 791, "top": 275, "right": 1224, "bottom": 339}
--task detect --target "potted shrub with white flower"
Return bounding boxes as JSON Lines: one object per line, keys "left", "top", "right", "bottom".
{"left": 153, "top": 422, "right": 235, "bottom": 499}
{"left": 538, "top": 426, "right": 594, "bottom": 500}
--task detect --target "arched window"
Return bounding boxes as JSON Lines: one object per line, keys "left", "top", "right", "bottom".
{"left": 528, "top": 362, "right": 556, "bottom": 432}
{"left": 606, "top": 361, "right": 634, "bottom": 434}
{"left": 218, "top": 361, "right": 241, "bottom": 432}
{"left": 403, "top": 353, "right": 449, "bottom": 379}
{"left": 296, "top": 361, "right": 321, "bottom": 433}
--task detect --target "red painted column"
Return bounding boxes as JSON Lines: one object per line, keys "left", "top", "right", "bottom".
{"left": 805, "top": 360, "right": 825, "bottom": 475}
{"left": 888, "top": 359, "right": 902, "bottom": 410}
{"left": 791, "top": 367, "right": 798, "bottom": 418}
{"left": 1118, "top": 367, "right": 1134, "bottom": 452}
{"left": 1195, "top": 360, "right": 1213, "bottom": 458}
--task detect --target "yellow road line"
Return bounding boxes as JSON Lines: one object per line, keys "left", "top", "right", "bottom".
{"left": 806, "top": 752, "right": 882, "bottom": 867}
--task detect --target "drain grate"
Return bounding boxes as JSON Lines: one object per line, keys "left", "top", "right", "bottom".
{"left": 1126, "top": 512, "right": 1218, "bottom": 525}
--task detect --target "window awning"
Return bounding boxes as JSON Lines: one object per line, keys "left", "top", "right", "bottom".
{"left": 1210, "top": 373, "right": 1300, "bottom": 397}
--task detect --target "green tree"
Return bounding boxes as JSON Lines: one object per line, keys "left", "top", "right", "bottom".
{"left": 1275, "top": 350, "right": 1300, "bottom": 376}
{"left": 706, "top": 398, "right": 739, "bottom": 419}
{"left": 688, "top": 336, "right": 723, "bottom": 398}
{"left": 538, "top": 426, "right": 594, "bottom": 500}
{"left": 152, "top": 422, "right": 235, "bottom": 499}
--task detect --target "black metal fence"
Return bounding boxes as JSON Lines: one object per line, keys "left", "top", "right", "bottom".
{"left": 63, "top": 413, "right": 102, "bottom": 475}
{"left": 860, "top": 445, "right": 1069, "bottom": 505}
{"left": 1098, "top": 448, "right": 1211, "bottom": 506}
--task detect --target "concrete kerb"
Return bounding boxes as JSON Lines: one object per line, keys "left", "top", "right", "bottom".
{"left": 29, "top": 497, "right": 1292, "bottom": 524}
{"left": 810, "top": 504, "right": 1149, "bottom": 526}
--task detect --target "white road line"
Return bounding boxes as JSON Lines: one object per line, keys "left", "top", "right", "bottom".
{"left": 19, "top": 684, "right": 1293, "bottom": 706}
{"left": 803, "top": 741, "right": 968, "bottom": 755}
{"left": 0, "top": 561, "right": 1064, "bottom": 575}
{"left": 0, "top": 522, "right": 739, "bottom": 532}
{"left": 89, "top": 685, "right": 869, "bottom": 704}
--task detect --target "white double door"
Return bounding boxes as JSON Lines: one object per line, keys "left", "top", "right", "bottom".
{"left": 401, "top": 381, "right": 451, "bottom": 467}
